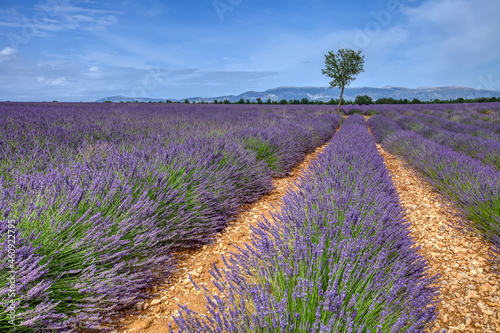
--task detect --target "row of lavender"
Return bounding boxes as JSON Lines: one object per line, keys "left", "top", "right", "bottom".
{"left": 0, "top": 103, "right": 342, "bottom": 332}
{"left": 173, "top": 115, "right": 438, "bottom": 332}
{"left": 418, "top": 107, "right": 500, "bottom": 134}
{"left": 339, "top": 102, "right": 500, "bottom": 120}
{"left": 378, "top": 110, "right": 500, "bottom": 170}
{"left": 395, "top": 104, "right": 499, "bottom": 141}
{"left": 0, "top": 102, "right": 342, "bottom": 178}
{"left": 396, "top": 109, "right": 500, "bottom": 143}
{"left": 368, "top": 115, "right": 500, "bottom": 269}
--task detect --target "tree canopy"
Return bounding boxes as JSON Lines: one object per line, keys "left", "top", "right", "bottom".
{"left": 354, "top": 95, "right": 373, "bottom": 105}
{"left": 322, "top": 49, "right": 365, "bottom": 113}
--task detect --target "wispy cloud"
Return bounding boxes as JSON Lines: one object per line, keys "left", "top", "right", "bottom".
{"left": 0, "top": 1, "right": 121, "bottom": 36}
{"left": 0, "top": 55, "right": 280, "bottom": 101}
{"left": 395, "top": 0, "right": 500, "bottom": 86}
{"left": 173, "top": 70, "right": 279, "bottom": 85}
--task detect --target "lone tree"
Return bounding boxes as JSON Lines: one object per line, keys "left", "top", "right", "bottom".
{"left": 322, "top": 49, "right": 365, "bottom": 113}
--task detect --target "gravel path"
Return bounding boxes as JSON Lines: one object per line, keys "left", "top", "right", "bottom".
{"left": 377, "top": 144, "right": 500, "bottom": 333}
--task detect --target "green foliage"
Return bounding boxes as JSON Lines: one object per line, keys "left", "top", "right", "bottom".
{"left": 243, "top": 138, "right": 280, "bottom": 171}
{"left": 322, "top": 49, "right": 365, "bottom": 90}
{"left": 479, "top": 109, "right": 493, "bottom": 114}
{"left": 322, "top": 48, "right": 365, "bottom": 113}
{"left": 365, "top": 109, "right": 380, "bottom": 116}
{"left": 354, "top": 95, "right": 373, "bottom": 105}
{"left": 349, "top": 109, "right": 363, "bottom": 115}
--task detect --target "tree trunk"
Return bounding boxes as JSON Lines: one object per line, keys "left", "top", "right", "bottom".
{"left": 336, "top": 86, "right": 345, "bottom": 114}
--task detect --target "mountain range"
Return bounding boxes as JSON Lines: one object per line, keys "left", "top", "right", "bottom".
{"left": 96, "top": 86, "right": 500, "bottom": 103}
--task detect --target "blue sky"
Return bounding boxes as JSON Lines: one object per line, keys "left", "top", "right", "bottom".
{"left": 0, "top": 0, "right": 499, "bottom": 101}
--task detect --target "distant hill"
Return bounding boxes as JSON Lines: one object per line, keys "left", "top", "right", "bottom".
{"left": 97, "top": 86, "right": 500, "bottom": 103}
{"left": 95, "top": 96, "right": 168, "bottom": 103}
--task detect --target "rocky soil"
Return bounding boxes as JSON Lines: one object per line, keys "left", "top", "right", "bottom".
{"left": 378, "top": 145, "right": 500, "bottom": 333}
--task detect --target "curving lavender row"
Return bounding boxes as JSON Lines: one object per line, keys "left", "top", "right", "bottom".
{"left": 368, "top": 115, "right": 403, "bottom": 144}
{"left": 383, "top": 114, "right": 500, "bottom": 170}
{"left": 172, "top": 115, "right": 438, "bottom": 332}
{"left": 369, "top": 115, "right": 500, "bottom": 270}
{"left": 406, "top": 111, "right": 500, "bottom": 143}
{"left": 0, "top": 103, "right": 343, "bottom": 332}
{"left": 339, "top": 102, "right": 500, "bottom": 119}
{"left": 377, "top": 106, "right": 500, "bottom": 143}
{"left": 419, "top": 108, "right": 500, "bottom": 134}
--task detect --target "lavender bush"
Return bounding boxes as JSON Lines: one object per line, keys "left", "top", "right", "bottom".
{"left": 367, "top": 115, "right": 402, "bottom": 143}
{"left": 173, "top": 115, "right": 438, "bottom": 332}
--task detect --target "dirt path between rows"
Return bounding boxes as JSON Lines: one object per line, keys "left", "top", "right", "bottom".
{"left": 377, "top": 144, "right": 500, "bottom": 333}
{"left": 112, "top": 141, "right": 331, "bottom": 332}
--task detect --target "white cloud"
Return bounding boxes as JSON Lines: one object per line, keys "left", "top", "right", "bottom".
{"left": 0, "top": 47, "right": 15, "bottom": 56}
{"left": 37, "top": 76, "right": 69, "bottom": 86}
{"left": 89, "top": 66, "right": 99, "bottom": 72}
{"left": 393, "top": 0, "right": 500, "bottom": 87}
{"left": 51, "top": 77, "right": 68, "bottom": 86}
{"left": 402, "top": 0, "right": 500, "bottom": 64}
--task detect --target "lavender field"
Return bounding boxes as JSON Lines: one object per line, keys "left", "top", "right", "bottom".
{"left": 0, "top": 102, "right": 341, "bottom": 331}
{"left": 1, "top": 101, "right": 500, "bottom": 332}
